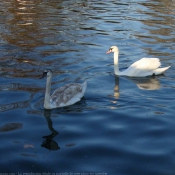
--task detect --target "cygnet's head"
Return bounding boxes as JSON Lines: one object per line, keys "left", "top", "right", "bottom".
{"left": 106, "top": 46, "right": 119, "bottom": 54}
{"left": 40, "top": 69, "right": 53, "bottom": 79}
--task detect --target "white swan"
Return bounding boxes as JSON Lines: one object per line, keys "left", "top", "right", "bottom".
{"left": 40, "top": 69, "right": 87, "bottom": 109}
{"left": 106, "top": 46, "right": 170, "bottom": 77}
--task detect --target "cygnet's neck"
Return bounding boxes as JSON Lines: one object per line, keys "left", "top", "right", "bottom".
{"left": 44, "top": 75, "right": 52, "bottom": 109}
{"left": 114, "top": 51, "right": 120, "bottom": 75}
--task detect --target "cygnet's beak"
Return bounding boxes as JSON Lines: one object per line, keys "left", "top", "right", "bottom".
{"left": 39, "top": 72, "right": 47, "bottom": 79}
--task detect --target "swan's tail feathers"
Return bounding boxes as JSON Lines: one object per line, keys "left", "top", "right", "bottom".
{"left": 81, "top": 81, "right": 87, "bottom": 95}
{"left": 154, "top": 66, "right": 171, "bottom": 75}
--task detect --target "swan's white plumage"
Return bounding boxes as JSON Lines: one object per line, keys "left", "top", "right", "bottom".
{"left": 106, "top": 46, "right": 170, "bottom": 77}
{"left": 41, "top": 70, "right": 86, "bottom": 109}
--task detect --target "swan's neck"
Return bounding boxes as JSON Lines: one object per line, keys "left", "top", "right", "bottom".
{"left": 44, "top": 76, "right": 52, "bottom": 109}
{"left": 114, "top": 52, "right": 120, "bottom": 75}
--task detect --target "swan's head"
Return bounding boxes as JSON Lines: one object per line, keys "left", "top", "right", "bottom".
{"left": 40, "top": 69, "right": 53, "bottom": 79}
{"left": 106, "top": 46, "right": 119, "bottom": 54}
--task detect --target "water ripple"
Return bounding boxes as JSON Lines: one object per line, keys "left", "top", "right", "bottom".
{"left": 0, "top": 0, "right": 175, "bottom": 174}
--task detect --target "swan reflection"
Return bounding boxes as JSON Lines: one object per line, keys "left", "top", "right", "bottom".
{"left": 114, "top": 76, "right": 119, "bottom": 98}
{"left": 41, "top": 109, "right": 60, "bottom": 150}
{"left": 127, "top": 76, "right": 161, "bottom": 90}
{"left": 113, "top": 75, "right": 161, "bottom": 98}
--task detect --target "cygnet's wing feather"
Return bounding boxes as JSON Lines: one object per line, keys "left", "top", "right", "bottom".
{"left": 123, "top": 58, "right": 161, "bottom": 77}
{"left": 50, "top": 83, "right": 86, "bottom": 107}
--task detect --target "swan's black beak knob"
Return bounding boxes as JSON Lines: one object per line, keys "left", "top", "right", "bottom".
{"left": 106, "top": 48, "right": 113, "bottom": 54}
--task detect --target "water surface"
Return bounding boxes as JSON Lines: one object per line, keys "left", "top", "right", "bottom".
{"left": 0, "top": 0, "right": 175, "bottom": 175}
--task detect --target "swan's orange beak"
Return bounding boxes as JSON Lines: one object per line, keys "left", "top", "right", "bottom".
{"left": 106, "top": 50, "right": 111, "bottom": 54}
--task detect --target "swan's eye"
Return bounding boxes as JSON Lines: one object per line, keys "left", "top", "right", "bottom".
{"left": 110, "top": 48, "right": 113, "bottom": 51}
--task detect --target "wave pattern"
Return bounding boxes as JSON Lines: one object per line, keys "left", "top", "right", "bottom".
{"left": 0, "top": 0, "right": 175, "bottom": 174}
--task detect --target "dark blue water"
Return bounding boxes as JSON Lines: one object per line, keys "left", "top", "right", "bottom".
{"left": 0, "top": 0, "right": 175, "bottom": 174}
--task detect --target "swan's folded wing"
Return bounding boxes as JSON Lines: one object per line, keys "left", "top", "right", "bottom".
{"left": 130, "top": 58, "right": 161, "bottom": 70}
{"left": 124, "top": 58, "right": 161, "bottom": 76}
{"left": 50, "top": 83, "right": 83, "bottom": 107}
